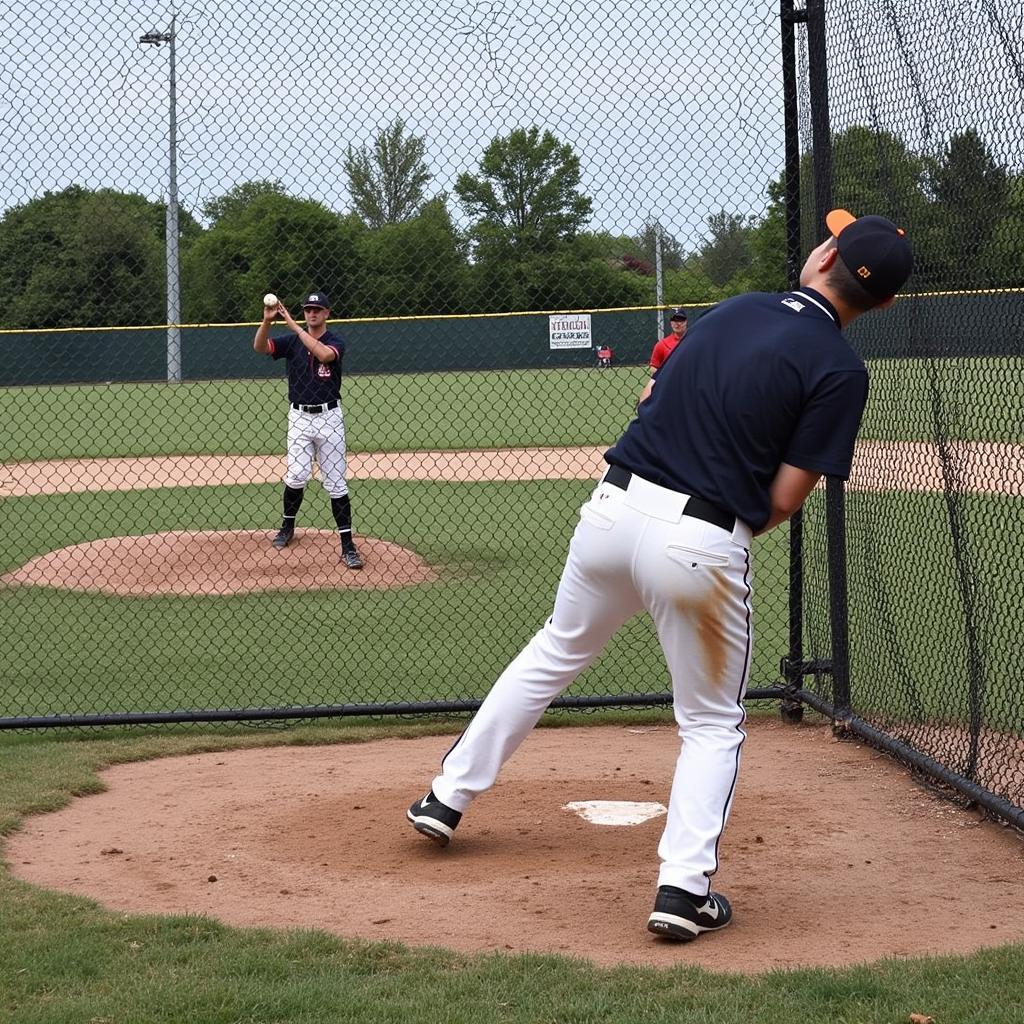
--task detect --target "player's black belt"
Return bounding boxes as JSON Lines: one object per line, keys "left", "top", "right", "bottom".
{"left": 603, "top": 464, "right": 736, "bottom": 532}
{"left": 291, "top": 401, "right": 338, "bottom": 414}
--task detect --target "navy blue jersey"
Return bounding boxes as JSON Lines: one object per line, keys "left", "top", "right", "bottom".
{"left": 605, "top": 287, "right": 868, "bottom": 531}
{"left": 269, "top": 329, "right": 346, "bottom": 405}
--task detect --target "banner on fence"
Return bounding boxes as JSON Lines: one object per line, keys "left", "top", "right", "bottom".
{"left": 548, "top": 314, "right": 592, "bottom": 350}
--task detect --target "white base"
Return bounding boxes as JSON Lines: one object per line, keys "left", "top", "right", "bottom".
{"left": 563, "top": 800, "right": 667, "bottom": 826}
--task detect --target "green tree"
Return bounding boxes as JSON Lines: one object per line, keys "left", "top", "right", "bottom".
{"left": 988, "top": 173, "right": 1024, "bottom": 286}
{"left": 699, "top": 211, "right": 757, "bottom": 287}
{"left": 744, "top": 173, "right": 799, "bottom": 293}
{"left": 569, "top": 229, "right": 662, "bottom": 279}
{"left": 924, "top": 129, "right": 1010, "bottom": 288}
{"left": 353, "top": 197, "right": 469, "bottom": 315}
{"left": 201, "top": 180, "right": 289, "bottom": 225}
{"left": 182, "top": 188, "right": 363, "bottom": 322}
{"left": 0, "top": 185, "right": 200, "bottom": 329}
{"left": 455, "top": 127, "right": 592, "bottom": 254}
{"left": 831, "top": 126, "right": 928, "bottom": 229}
{"left": 741, "top": 126, "right": 931, "bottom": 296}
{"left": 663, "top": 258, "right": 722, "bottom": 306}
{"left": 632, "top": 219, "right": 685, "bottom": 272}
{"left": 344, "top": 118, "right": 432, "bottom": 228}
{"left": 465, "top": 232, "right": 649, "bottom": 314}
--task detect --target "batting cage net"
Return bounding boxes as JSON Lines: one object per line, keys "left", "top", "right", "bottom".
{"left": 0, "top": 0, "right": 1021, "bottom": 829}
{"left": 797, "top": 0, "right": 1024, "bottom": 825}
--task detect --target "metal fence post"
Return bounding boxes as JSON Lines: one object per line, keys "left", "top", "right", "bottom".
{"left": 806, "top": 0, "right": 852, "bottom": 717}
{"left": 779, "top": 0, "right": 808, "bottom": 723}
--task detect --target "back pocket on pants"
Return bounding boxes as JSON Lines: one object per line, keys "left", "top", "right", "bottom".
{"left": 665, "top": 543, "right": 730, "bottom": 568}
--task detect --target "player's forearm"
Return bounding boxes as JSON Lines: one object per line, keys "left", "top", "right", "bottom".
{"left": 295, "top": 330, "right": 335, "bottom": 362}
{"left": 253, "top": 322, "right": 272, "bottom": 353}
{"left": 755, "top": 508, "right": 794, "bottom": 535}
{"left": 756, "top": 500, "right": 807, "bottom": 535}
{"left": 755, "top": 464, "right": 821, "bottom": 536}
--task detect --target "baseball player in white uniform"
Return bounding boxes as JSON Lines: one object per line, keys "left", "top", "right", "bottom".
{"left": 407, "top": 211, "right": 913, "bottom": 942}
{"left": 253, "top": 291, "right": 363, "bottom": 569}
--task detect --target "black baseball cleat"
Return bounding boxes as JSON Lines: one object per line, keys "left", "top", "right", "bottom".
{"left": 407, "top": 790, "right": 462, "bottom": 846}
{"left": 342, "top": 546, "right": 363, "bottom": 570}
{"left": 647, "top": 886, "right": 732, "bottom": 942}
{"left": 271, "top": 526, "right": 294, "bottom": 550}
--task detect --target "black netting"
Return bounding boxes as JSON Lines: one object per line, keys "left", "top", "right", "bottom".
{"left": 800, "top": 0, "right": 1024, "bottom": 819}
{"left": 0, "top": 0, "right": 790, "bottom": 725}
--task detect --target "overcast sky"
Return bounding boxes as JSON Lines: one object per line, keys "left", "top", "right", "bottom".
{"left": 1, "top": 0, "right": 1020, "bottom": 250}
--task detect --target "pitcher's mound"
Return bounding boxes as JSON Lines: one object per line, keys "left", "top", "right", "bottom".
{"left": 1, "top": 530, "right": 438, "bottom": 595}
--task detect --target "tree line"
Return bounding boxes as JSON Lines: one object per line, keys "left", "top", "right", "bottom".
{"left": 0, "top": 121, "right": 1020, "bottom": 330}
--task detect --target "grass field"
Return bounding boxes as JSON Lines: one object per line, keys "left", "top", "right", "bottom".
{"left": 1, "top": 361, "right": 1023, "bottom": 1020}
{"left": 1, "top": 360, "right": 1020, "bottom": 725}
{"left": 0, "top": 479, "right": 791, "bottom": 717}
{"left": 1, "top": 368, "right": 642, "bottom": 462}
{"left": 2, "top": 357, "right": 1023, "bottom": 462}
{"left": 3, "top": 481, "right": 1020, "bottom": 730}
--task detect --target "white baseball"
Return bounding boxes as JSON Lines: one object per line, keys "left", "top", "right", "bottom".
{"left": 263, "top": 292, "right": 278, "bottom": 307}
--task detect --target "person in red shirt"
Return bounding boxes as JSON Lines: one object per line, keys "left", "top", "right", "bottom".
{"left": 649, "top": 307, "right": 688, "bottom": 373}
{"left": 596, "top": 344, "right": 614, "bottom": 368}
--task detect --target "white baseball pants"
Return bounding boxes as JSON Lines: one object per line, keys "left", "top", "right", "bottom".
{"left": 432, "top": 472, "right": 754, "bottom": 895}
{"left": 284, "top": 406, "right": 348, "bottom": 498}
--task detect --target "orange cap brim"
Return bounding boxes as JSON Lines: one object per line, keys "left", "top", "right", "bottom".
{"left": 826, "top": 208, "right": 856, "bottom": 237}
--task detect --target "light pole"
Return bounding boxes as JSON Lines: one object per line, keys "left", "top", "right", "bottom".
{"left": 140, "top": 16, "right": 181, "bottom": 383}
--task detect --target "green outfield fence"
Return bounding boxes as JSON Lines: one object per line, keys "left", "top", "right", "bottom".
{"left": 0, "top": 0, "right": 1021, "bottom": 831}
{"left": 1, "top": 292, "right": 1022, "bottom": 388}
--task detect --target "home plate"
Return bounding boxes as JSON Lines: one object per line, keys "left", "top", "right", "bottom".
{"left": 563, "top": 800, "right": 668, "bottom": 826}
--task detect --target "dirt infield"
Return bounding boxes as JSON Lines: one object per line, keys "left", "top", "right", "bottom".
{"left": 3, "top": 440, "right": 1019, "bottom": 595}
{"left": 8, "top": 719, "right": 1024, "bottom": 972}
{"left": 0, "top": 447, "right": 608, "bottom": 496}
{"left": 2, "top": 440, "right": 1022, "bottom": 497}
{"left": 0, "top": 530, "right": 437, "bottom": 595}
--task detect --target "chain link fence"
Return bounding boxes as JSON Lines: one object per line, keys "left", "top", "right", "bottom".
{"left": 0, "top": 0, "right": 790, "bottom": 725}
{"left": 797, "top": 0, "right": 1024, "bottom": 826}
{"left": 2, "top": 0, "right": 1022, "bottom": 836}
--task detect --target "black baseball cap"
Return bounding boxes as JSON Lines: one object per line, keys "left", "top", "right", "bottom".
{"left": 826, "top": 209, "right": 912, "bottom": 299}
{"left": 668, "top": 307, "right": 688, "bottom": 321}
{"left": 301, "top": 291, "right": 330, "bottom": 309}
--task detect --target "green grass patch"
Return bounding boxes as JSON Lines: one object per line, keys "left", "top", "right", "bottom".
{"left": 1, "top": 725, "right": 1022, "bottom": 1023}
{"left": 0, "top": 368, "right": 646, "bottom": 462}
{"left": 0, "top": 478, "right": 791, "bottom": 719}
{"left": 3, "top": 357, "right": 1022, "bottom": 463}
{"left": 3, "top": 480, "right": 1021, "bottom": 730}
{"left": 800, "top": 488, "right": 1024, "bottom": 732}
{"left": 861, "top": 356, "right": 1024, "bottom": 443}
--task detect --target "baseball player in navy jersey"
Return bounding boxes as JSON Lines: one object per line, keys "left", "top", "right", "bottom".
{"left": 408, "top": 210, "right": 912, "bottom": 942}
{"left": 253, "top": 291, "right": 363, "bottom": 569}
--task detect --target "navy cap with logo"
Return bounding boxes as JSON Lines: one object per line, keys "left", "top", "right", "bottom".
{"left": 826, "top": 209, "right": 913, "bottom": 299}
{"left": 301, "top": 291, "right": 330, "bottom": 309}
{"left": 668, "top": 307, "right": 688, "bottom": 321}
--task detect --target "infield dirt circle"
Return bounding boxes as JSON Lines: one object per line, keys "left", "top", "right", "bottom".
{"left": 1, "top": 530, "right": 437, "bottom": 595}
{"left": 8, "top": 720, "right": 1024, "bottom": 972}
